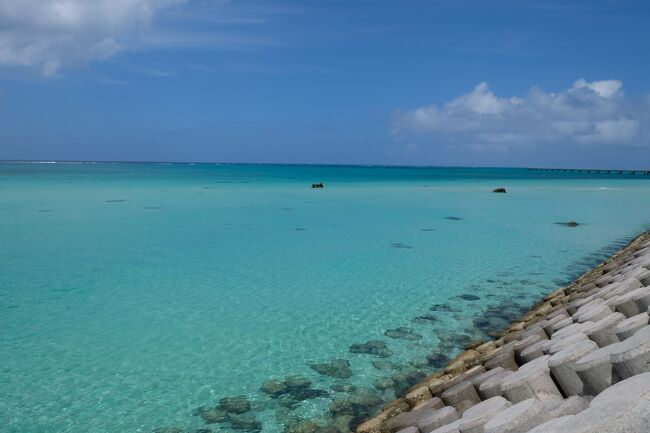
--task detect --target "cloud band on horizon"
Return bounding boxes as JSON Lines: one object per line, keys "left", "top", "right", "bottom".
{"left": 392, "top": 79, "right": 650, "bottom": 151}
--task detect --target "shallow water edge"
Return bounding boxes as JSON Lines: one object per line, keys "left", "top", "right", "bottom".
{"left": 150, "top": 227, "right": 650, "bottom": 433}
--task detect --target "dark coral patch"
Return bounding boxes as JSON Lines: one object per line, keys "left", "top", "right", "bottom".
{"left": 349, "top": 340, "right": 393, "bottom": 357}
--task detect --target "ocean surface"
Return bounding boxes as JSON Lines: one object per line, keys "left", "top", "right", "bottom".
{"left": 2, "top": 162, "right": 650, "bottom": 433}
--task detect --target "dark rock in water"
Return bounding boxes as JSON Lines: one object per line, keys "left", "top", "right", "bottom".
{"left": 276, "top": 394, "right": 300, "bottom": 410}
{"left": 106, "top": 199, "right": 127, "bottom": 203}
{"left": 493, "top": 188, "right": 507, "bottom": 193}
{"left": 285, "top": 375, "right": 311, "bottom": 389}
{"left": 218, "top": 396, "right": 251, "bottom": 414}
{"left": 196, "top": 429, "right": 212, "bottom": 433}
{"left": 426, "top": 353, "right": 450, "bottom": 368}
{"left": 311, "top": 183, "right": 324, "bottom": 189}
{"left": 329, "top": 388, "right": 384, "bottom": 418}
{"left": 420, "top": 228, "right": 436, "bottom": 232}
{"left": 309, "top": 359, "right": 353, "bottom": 379}
{"left": 294, "top": 228, "right": 308, "bottom": 231}
{"left": 229, "top": 413, "right": 262, "bottom": 431}
{"left": 330, "top": 382, "right": 357, "bottom": 393}
{"left": 391, "top": 368, "right": 426, "bottom": 397}
{"left": 429, "top": 303, "right": 459, "bottom": 313}
{"left": 410, "top": 358, "right": 429, "bottom": 369}
{"left": 197, "top": 407, "right": 228, "bottom": 424}
{"left": 412, "top": 314, "right": 438, "bottom": 324}
{"left": 288, "top": 387, "right": 329, "bottom": 401}
{"left": 348, "top": 416, "right": 367, "bottom": 433}
{"left": 459, "top": 294, "right": 481, "bottom": 301}
{"left": 284, "top": 420, "right": 321, "bottom": 433}
{"left": 384, "top": 327, "right": 422, "bottom": 340}
{"left": 371, "top": 360, "right": 398, "bottom": 371}
{"left": 261, "top": 380, "right": 289, "bottom": 396}
{"left": 373, "top": 377, "right": 395, "bottom": 390}
{"left": 555, "top": 221, "right": 580, "bottom": 227}
{"left": 349, "top": 340, "right": 393, "bottom": 357}
{"left": 153, "top": 428, "right": 183, "bottom": 433}
{"left": 445, "top": 216, "right": 462, "bottom": 221}
{"left": 390, "top": 243, "right": 413, "bottom": 249}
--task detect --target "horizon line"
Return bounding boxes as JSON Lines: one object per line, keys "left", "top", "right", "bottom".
{"left": 2, "top": 159, "right": 649, "bottom": 172}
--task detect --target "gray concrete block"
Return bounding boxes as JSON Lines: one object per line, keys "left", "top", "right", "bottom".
{"left": 615, "top": 312, "right": 649, "bottom": 340}
{"left": 483, "top": 398, "right": 552, "bottom": 433}
{"left": 441, "top": 381, "right": 480, "bottom": 416}
{"left": 416, "top": 406, "right": 459, "bottom": 433}
{"left": 500, "top": 356, "right": 563, "bottom": 404}
{"left": 611, "top": 325, "right": 650, "bottom": 379}
{"left": 427, "top": 419, "right": 460, "bottom": 433}
{"left": 572, "top": 344, "right": 622, "bottom": 395}
{"left": 477, "top": 369, "right": 512, "bottom": 400}
{"left": 585, "top": 312, "right": 625, "bottom": 347}
{"left": 549, "top": 339, "right": 598, "bottom": 396}
{"left": 458, "top": 396, "right": 512, "bottom": 433}
{"left": 520, "top": 340, "right": 546, "bottom": 364}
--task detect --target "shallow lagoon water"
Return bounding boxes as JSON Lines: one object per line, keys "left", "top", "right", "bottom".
{"left": 2, "top": 163, "right": 650, "bottom": 433}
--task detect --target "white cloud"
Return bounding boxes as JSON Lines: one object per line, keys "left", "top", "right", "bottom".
{"left": 393, "top": 79, "right": 650, "bottom": 149}
{"left": 0, "top": 0, "right": 187, "bottom": 76}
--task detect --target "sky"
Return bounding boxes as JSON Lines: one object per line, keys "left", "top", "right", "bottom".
{"left": 1, "top": 0, "right": 650, "bottom": 168}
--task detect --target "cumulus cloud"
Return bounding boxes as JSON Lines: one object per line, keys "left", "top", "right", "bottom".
{"left": 0, "top": 0, "right": 187, "bottom": 76}
{"left": 393, "top": 79, "right": 650, "bottom": 149}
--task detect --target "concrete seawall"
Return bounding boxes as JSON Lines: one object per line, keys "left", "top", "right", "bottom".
{"left": 357, "top": 230, "right": 650, "bottom": 433}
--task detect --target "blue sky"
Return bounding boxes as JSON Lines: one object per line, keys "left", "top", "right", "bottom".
{"left": 1, "top": 0, "right": 650, "bottom": 167}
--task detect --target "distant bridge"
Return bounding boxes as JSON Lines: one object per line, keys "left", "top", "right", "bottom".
{"left": 528, "top": 168, "right": 650, "bottom": 176}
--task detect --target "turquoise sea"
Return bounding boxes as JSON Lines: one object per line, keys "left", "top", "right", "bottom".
{"left": 2, "top": 162, "right": 650, "bottom": 433}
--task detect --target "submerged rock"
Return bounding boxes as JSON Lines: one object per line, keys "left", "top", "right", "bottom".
{"left": 555, "top": 221, "right": 580, "bottom": 227}
{"left": 493, "top": 188, "right": 507, "bottom": 193}
{"left": 409, "top": 358, "right": 430, "bottom": 369}
{"left": 412, "top": 314, "right": 437, "bottom": 324}
{"left": 371, "top": 360, "right": 399, "bottom": 371}
{"left": 429, "top": 303, "right": 460, "bottom": 313}
{"left": 229, "top": 413, "right": 262, "bottom": 431}
{"left": 445, "top": 216, "right": 463, "bottom": 221}
{"left": 426, "top": 352, "right": 450, "bottom": 368}
{"left": 261, "top": 380, "right": 289, "bottom": 396}
{"left": 330, "top": 382, "right": 358, "bottom": 393}
{"left": 217, "top": 396, "right": 251, "bottom": 414}
{"left": 373, "top": 377, "right": 395, "bottom": 390}
{"left": 391, "top": 368, "right": 426, "bottom": 397}
{"left": 349, "top": 340, "right": 393, "bottom": 357}
{"left": 284, "top": 375, "right": 311, "bottom": 389}
{"left": 459, "top": 294, "right": 481, "bottom": 301}
{"left": 390, "top": 243, "right": 413, "bottom": 249}
{"left": 384, "top": 327, "right": 422, "bottom": 340}
{"left": 196, "top": 407, "right": 228, "bottom": 424}
{"left": 309, "top": 359, "right": 353, "bottom": 379}
{"left": 153, "top": 428, "right": 183, "bottom": 433}
{"left": 329, "top": 388, "right": 384, "bottom": 418}
{"left": 288, "top": 387, "right": 329, "bottom": 401}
